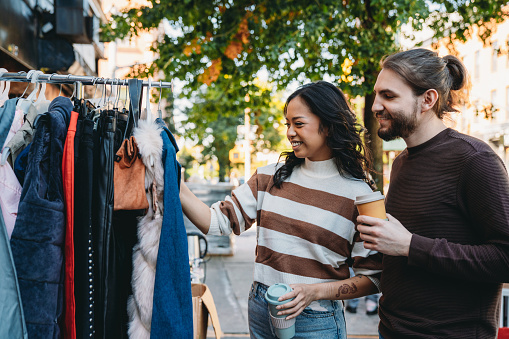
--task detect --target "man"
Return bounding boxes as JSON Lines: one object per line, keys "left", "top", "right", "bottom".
{"left": 357, "top": 48, "right": 509, "bottom": 338}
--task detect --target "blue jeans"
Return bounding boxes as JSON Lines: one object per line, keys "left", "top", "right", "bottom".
{"left": 248, "top": 282, "right": 347, "bottom": 339}
{"left": 346, "top": 293, "right": 380, "bottom": 308}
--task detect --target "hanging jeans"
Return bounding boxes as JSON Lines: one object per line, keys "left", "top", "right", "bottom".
{"left": 10, "top": 96, "right": 72, "bottom": 339}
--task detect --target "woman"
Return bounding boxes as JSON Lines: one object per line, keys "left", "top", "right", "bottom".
{"left": 180, "top": 81, "right": 382, "bottom": 338}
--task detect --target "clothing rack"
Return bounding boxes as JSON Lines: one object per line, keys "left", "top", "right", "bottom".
{"left": 0, "top": 71, "right": 173, "bottom": 88}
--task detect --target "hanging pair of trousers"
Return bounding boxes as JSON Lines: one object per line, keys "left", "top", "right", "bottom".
{"left": 74, "top": 116, "right": 95, "bottom": 339}
{"left": 10, "top": 96, "right": 72, "bottom": 339}
{"left": 92, "top": 111, "right": 115, "bottom": 339}
{"left": 93, "top": 109, "right": 142, "bottom": 339}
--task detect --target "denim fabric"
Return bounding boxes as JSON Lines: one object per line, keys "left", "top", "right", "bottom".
{"left": 10, "top": 96, "right": 72, "bottom": 339}
{"left": 0, "top": 207, "right": 27, "bottom": 339}
{"left": 379, "top": 333, "right": 384, "bottom": 339}
{"left": 248, "top": 282, "right": 347, "bottom": 339}
{"left": 346, "top": 293, "right": 379, "bottom": 309}
{"left": 150, "top": 122, "right": 193, "bottom": 338}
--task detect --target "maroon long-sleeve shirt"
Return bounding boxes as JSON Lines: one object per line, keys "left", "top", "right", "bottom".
{"left": 380, "top": 128, "right": 509, "bottom": 338}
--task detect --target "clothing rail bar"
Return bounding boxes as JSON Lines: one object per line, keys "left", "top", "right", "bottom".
{"left": 0, "top": 71, "right": 173, "bottom": 89}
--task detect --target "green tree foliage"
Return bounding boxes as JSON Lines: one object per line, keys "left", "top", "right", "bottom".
{"left": 103, "top": 0, "right": 508, "bottom": 189}
{"left": 182, "top": 79, "right": 284, "bottom": 181}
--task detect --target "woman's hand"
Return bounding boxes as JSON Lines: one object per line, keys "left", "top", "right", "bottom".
{"left": 275, "top": 283, "right": 319, "bottom": 320}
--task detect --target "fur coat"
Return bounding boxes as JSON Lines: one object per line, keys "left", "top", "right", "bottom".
{"left": 127, "top": 119, "right": 164, "bottom": 339}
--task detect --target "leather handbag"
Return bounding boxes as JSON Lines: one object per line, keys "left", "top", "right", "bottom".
{"left": 113, "top": 136, "right": 149, "bottom": 211}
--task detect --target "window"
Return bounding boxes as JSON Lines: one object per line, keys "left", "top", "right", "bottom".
{"left": 492, "top": 41, "right": 498, "bottom": 72}
{"left": 507, "top": 37, "right": 509, "bottom": 68}
{"left": 506, "top": 86, "right": 509, "bottom": 121}
{"left": 491, "top": 89, "right": 498, "bottom": 120}
{"left": 474, "top": 50, "right": 480, "bottom": 80}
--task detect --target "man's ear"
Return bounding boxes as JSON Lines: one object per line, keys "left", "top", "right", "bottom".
{"left": 420, "top": 89, "right": 439, "bottom": 113}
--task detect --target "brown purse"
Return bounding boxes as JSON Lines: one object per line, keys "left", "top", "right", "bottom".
{"left": 113, "top": 136, "right": 149, "bottom": 211}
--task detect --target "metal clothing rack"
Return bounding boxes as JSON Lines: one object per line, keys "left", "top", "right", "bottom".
{"left": 0, "top": 71, "right": 173, "bottom": 88}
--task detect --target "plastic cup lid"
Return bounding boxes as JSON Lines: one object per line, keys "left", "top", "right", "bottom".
{"left": 354, "top": 191, "right": 385, "bottom": 205}
{"left": 265, "top": 283, "right": 293, "bottom": 305}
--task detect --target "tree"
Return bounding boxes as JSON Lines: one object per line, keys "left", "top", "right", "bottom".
{"left": 103, "top": 0, "right": 508, "bottom": 191}
{"left": 182, "top": 78, "right": 285, "bottom": 181}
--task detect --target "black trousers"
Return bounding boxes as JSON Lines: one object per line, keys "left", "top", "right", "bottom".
{"left": 74, "top": 117, "right": 95, "bottom": 339}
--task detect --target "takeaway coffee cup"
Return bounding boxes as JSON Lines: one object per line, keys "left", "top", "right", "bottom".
{"left": 354, "top": 191, "right": 387, "bottom": 220}
{"left": 265, "top": 283, "right": 296, "bottom": 339}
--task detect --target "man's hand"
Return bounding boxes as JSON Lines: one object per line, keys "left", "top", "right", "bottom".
{"left": 357, "top": 214, "right": 412, "bottom": 257}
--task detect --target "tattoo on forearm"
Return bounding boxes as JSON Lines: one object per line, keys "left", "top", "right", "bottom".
{"left": 335, "top": 282, "right": 358, "bottom": 298}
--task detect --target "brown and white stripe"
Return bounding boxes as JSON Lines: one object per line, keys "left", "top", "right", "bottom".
{"left": 208, "top": 159, "right": 382, "bottom": 289}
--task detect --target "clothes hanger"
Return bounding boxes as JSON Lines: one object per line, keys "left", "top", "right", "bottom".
{"left": 16, "top": 70, "right": 42, "bottom": 114}
{"left": 119, "top": 79, "right": 128, "bottom": 111}
{"left": 0, "top": 68, "right": 10, "bottom": 106}
{"left": 142, "top": 78, "right": 155, "bottom": 167}
{"left": 126, "top": 78, "right": 143, "bottom": 137}
{"left": 0, "top": 69, "right": 5, "bottom": 99}
{"left": 91, "top": 78, "right": 107, "bottom": 119}
{"left": 157, "top": 80, "right": 163, "bottom": 120}
{"left": 113, "top": 79, "right": 121, "bottom": 110}
{"left": 34, "top": 73, "right": 52, "bottom": 114}
{"left": 0, "top": 68, "right": 18, "bottom": 165}
{"left": 145, "top": 78, "right": 152, "bottom": 122}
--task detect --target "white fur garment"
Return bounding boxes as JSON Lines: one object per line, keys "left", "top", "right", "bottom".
{"left": 127, "top": 119, "right": 164, "bottom": 339}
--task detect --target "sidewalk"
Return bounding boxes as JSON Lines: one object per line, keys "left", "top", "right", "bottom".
{"left": 203, "top": 227, "right": 380, "bottom": 339}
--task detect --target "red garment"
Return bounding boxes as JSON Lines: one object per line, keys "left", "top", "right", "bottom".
{"left": 62, "top": 111, "right": 78, "bottom": 339}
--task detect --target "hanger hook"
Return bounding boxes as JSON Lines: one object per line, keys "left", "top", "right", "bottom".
{"left": 114, "top": 78, "right": 121, "bottom": 108}
{"left": 21, "top": 82, "right": 31, "bottom": 98}
{"left": 158, "top": 80, "right": 163, "bottom": 111}
{"left": 70, "top": 83, "right": 76, "bottom": 100}
{"left": 122, "top": 80, "right": 128, "bottom": 108}
{"left": 92, "top": 77, "right": 98, "bottom": 99}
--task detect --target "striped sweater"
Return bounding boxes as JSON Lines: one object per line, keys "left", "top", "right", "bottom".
{"left": 209, "top": 158, "right": 382, "bottom": 290}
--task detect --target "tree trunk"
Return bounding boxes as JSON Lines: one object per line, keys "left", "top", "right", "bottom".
{"left": 364, "top": 93, "right": 384, "bottom": 193}
{"left": 218, "top": 161, "right": 226, "bottom": 182}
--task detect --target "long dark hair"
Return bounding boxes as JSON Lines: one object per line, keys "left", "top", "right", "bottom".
{"left": 273, "top": 81, "right": 374, "bottom": 189}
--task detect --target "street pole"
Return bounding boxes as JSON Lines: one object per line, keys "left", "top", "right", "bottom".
{"left": 244, "top": 107, "right": 251, "bottom": 181}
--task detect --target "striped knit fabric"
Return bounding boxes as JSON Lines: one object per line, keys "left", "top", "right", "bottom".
{"left": 209, "top": 158, "right": 382, "bottom": 292}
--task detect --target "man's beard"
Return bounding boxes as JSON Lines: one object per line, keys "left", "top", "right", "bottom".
{"left": 376, "top": 103, "right": 419, "bottom": 141}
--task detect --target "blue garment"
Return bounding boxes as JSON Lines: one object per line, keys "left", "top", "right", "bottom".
{"left": 0, "top": 98, "right": 18, "bottom": 147}
{"left": 248, "top": 282, "right": 347, "bottom": 339}
{"left": 0, "top": 206, "right": 28, "bottom": 339}
{"left": 0, "top": 97, "right": 26, "bottom": 339}
{"left": 346, "top": 293, "right": 379, "bottom": 309}
{"left": 10, "top": 96, "right": 72, "bottom": 339}
{"left": 14, "top": 143, "right": 31, "bottom": 186}
{"left": 151, "top": 120, "right": 193, "bottom": 338}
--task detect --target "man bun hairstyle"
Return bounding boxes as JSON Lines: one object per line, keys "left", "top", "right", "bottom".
{"left": 381, "top": 48, "right": 470, "bottom": 119}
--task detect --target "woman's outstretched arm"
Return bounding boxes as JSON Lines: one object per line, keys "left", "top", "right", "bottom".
{"left": 179, "top": 179, "right": 212, "bottom": 234}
